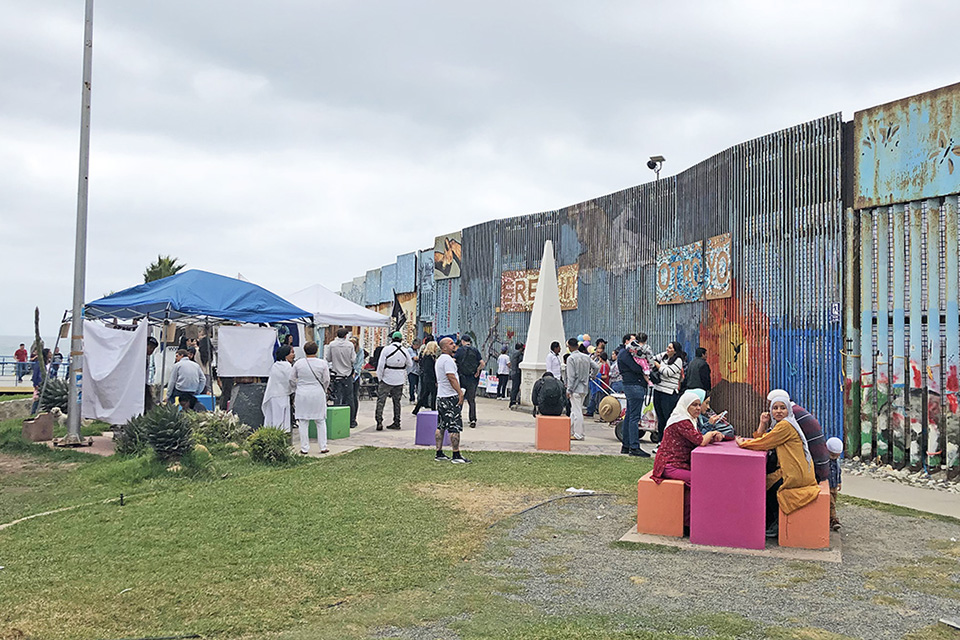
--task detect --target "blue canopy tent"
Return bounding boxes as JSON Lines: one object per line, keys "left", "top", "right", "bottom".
{"left": 85, "top": 270, "right": 311, "bottom": 323}
{"left": 84, "top": 271, "right": 312, "bottom": 405}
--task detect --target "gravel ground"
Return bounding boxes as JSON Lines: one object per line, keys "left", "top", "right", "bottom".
{"left": 478, "top": 495, "right": 960, "bottom": 639}
{"left": 375, "top": 495, "right": 959, "bottom": 639}
{"left": 843, "top": 458, "right": 960, "bottom": 494}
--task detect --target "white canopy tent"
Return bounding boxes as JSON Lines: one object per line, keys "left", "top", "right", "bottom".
{"left": 286, "top": 283, "right": 391, "bottom": 327}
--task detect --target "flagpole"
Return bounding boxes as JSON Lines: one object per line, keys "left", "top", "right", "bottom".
{"left": 64, "top": 0, "right": 95, "bottom": 445}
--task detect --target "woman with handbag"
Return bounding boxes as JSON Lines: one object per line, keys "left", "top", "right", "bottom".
{"left": 650, "top": 341, "right": 685, "bottom": 443}
{"left": 292, "top": 341, "right": 331, "bottom": 454}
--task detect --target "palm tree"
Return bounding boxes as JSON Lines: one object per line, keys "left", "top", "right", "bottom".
{"left": 143, "top": 255, "right": 185, "bottom": 283}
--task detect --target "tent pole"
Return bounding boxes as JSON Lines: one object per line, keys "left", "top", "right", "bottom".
{"left": 159, "top": 310, "right": 169, "bottom": 403}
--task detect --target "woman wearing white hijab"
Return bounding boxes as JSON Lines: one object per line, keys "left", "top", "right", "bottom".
{"left": 651, "top": 390, "right": 725, "bottom": 529}
{"left": 261, "top": 345, "right": 295, "bottom": 431}
{"left": 737, "top": 390, "right": 819, "bottom": 536}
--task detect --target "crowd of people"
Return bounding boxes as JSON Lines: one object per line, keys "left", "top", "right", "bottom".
{"left": 142, "top": 326, "right": 847, "bottom": 521}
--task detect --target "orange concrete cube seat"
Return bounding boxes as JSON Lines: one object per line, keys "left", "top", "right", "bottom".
{"left": 637, "top": 470, "right": 685, "bottom": 537}
{"left": 535, "top": 415, "right": 571, "bottom": 451}
{"left": 778, "top": 480, "right": 830, "bottom": 549}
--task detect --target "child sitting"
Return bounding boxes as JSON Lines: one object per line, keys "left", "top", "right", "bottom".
{"left": 826, "top": 437, "right": 843, "bottom": 531}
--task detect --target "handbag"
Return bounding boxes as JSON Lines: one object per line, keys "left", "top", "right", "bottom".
{"left": 648, "top": 369, "right": 662, "bottom": 385}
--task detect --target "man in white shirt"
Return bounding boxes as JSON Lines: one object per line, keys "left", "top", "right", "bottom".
{"left": 326, "top": 328, "right": 358, "bottom": 426}
{"left": 496, "top": 346, "right": 510, "bottom": 399}
{"left": 166, "top": 348, "right": 206, "bottom": 410}
{"left": 434, "top": 337, "right": 470, "bottom": 463}
{"left": 545, "top": 341, "right": 563, "bottom": 378}
{"left": 376, "top": 332, "right": 411, "bottom": 430}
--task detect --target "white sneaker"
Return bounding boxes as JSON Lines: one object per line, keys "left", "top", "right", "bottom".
{"left": 571, "top": 434, "right": 584, "bottom": 441}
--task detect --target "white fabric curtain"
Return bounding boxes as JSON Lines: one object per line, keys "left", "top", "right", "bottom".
{"left": 217, "top": 325, "right": 276, "bottom": 376}
{"left": 82, "top": 320, "right": 148, "bottom": 425}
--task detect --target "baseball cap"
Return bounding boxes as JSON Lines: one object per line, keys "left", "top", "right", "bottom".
{"left": 392, "top": 331, "right": 403, "bottom": 340}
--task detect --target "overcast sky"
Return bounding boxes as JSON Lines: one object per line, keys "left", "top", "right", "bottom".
{"left": 1, "top": 0, "right": 957, "bottom": 339}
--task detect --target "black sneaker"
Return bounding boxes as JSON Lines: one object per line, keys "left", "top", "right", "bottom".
{"left": 628, "top": 449, "right": 651, "bottom": 458}
{"left": 469, "top": 421, "right": 476, "bottom": 429}
{"left": 386, "top": 424, "right": 401, "bottom": 430}
{"left": 376, "top": 423, "right": 383, "bottom": 431}
{"left": 434, "top": 452, "right": 450, "bottom": 462}
{"left": 451, "top": 455, "right": 472, "bottom": 464}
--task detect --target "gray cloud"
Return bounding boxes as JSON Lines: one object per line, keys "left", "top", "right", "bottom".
{"left": 1, "top": 0, "right": 958, "bottom": 338}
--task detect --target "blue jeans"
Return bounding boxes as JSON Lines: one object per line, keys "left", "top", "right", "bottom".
{"left": 622, "top": 384, "right": 646, "bottom": 452}
{"left": 611, "top": 380, "right": 624, "bottom": 393}
{"left": 585, "top": 388, "right": 606, "bottom": 415}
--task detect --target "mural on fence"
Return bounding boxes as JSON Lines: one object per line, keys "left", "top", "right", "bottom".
{"left": 854, "top": 82, "right": 960, "bottom": 209}
{"left": 434, "top": 232, "right": 463, "bottom": 280}
{"left": 656, "top": 241, "right": 704, "bottom": 305}
{"left": 697, "top": 282, "right": 770, "bottom": 433}
{"left": 499, "top": 263, "right": 578, "bottom": 312}
{"left": 704, "top": 233, "right": 732, "bottom": 300}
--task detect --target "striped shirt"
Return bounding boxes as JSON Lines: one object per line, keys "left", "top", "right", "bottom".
{"left": 652, "top": 353, "right": 684, "bottom": 394}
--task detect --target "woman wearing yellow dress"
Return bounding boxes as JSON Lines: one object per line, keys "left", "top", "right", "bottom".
{"left": 736, "top": 390, "right": 819, "bottom": 537}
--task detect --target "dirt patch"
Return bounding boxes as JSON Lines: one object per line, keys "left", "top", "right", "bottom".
{"left": 410, "top": 482, "right": 552, "bottom": 528}
{"left": 0, "top": 452, "right": 77, "bottom": 475}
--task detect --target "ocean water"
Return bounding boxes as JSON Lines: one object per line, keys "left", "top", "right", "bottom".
{"left": 0, "top": 335, "right": 63, "bottom": 359}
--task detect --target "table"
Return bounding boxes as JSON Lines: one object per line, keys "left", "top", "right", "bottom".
{"left": 690, "top": 440, "right": 767, "bottom": 550}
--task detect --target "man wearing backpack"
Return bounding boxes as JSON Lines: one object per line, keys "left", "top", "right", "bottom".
{"left": 376, "top": 332, "right": 412, "bottom": 430}
{"left": 454, "top": 334, "right": 484, "bottom": 428}
{"left": 531, "top": 371, "right": 565, "bottom": 416}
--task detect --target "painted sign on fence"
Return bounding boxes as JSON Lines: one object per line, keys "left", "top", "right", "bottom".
{"left": 500, "top": 263, "right": 578, "bottom": 312}
{"left": 704, "top": 233, "right": 732, "bottom": 300}
{"left": 656, "top": 241, "right": 704, "bottom": 305}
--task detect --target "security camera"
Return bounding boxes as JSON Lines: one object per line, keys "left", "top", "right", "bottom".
{"left": 646, "top": 160, "right": 658, "bottom": 170}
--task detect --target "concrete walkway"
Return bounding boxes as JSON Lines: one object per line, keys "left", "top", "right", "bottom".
{"left": 841, "top": 474, "right": 960, "bottom": 520}
{"left": 296, "top": 395, "right": 643, "bottom": 458}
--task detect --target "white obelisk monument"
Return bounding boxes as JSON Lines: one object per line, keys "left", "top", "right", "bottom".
{"left": 519, "top": 241, "right": 566, "bottom": 405}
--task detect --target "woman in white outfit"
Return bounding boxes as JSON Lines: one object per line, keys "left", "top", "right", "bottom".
{"left": 261, "top": 345, "right": 295, "bottom": 431}
{"left": 292, "top": 341, "right": 330, "bottom": 454}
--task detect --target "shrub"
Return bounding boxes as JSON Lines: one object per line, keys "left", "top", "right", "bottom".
{"left": 246, "top": 427, "right": 291, "bottom": 464}
{"left": 178, "top": 445, "right": 214, "bottom": 477}
{"left": 114, "top": 413, "right": 149, "bottom": 456}
{"left": 187, "top": 409, "right": 253, "bottom": 445}
{"left": 143, "top": 404, "right": 193, "bottom": 462}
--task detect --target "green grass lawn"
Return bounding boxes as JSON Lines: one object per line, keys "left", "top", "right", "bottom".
{"left": 0, "top": 415, "right": 653, "bottom": 640}
{"left": 4, "top": 417, "right": 939, "bottom": 640}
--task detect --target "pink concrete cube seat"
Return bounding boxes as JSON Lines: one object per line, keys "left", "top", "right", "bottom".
{"left": 637, "top": 471, "right": 685, "bottom": 537}
{"left": 690, "top": 441, "right": 767, "bottom": 550}
{"left": 535, "top": 415, "right": 571, "bottom": 451}
{"left": 779, "top": 481, "right": 830, "bottom": 549}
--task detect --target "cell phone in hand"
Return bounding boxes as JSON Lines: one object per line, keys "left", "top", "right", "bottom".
{"left": 717, "top": 410, "right": 728, "bottom": 419}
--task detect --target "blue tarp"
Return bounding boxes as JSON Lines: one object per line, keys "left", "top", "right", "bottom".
{"left": 85, "top": 270, "right": 311, "bottom": 323}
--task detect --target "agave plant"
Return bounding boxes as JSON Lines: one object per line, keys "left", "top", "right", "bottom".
{"left": 114, "top": 413, "right": 149, "bottom": 456}
{"left": 38, "top": 378, "right": 69, "bottom": 413}
{"left": 143, "top": 404, "right": 194, "bottom": 462}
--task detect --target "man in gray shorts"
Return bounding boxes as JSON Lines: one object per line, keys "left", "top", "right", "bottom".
{"left": 434, "top": 337, "right": 471, "bottom": 463}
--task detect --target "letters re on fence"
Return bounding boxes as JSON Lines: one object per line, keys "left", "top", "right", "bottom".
{"left": 499, "top": 264, "right": 578, "bottom": 312}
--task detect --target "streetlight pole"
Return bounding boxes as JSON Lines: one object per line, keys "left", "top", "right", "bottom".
{"left": 65, "top": 0, "right": 94, "bottom": 445}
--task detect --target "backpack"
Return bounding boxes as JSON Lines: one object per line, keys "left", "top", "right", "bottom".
{"left": 457, "top": 346, "right": 481, "bottom": 377}
{"left": 539, "top": 377, "right": 565, "bottom": 414}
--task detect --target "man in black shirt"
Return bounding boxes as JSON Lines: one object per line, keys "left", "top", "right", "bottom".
{"left": 508, "top": 343, "right": 524, "bottom": 407}
{"left": 454, "top": 335, "right": 485, "bottom": 428}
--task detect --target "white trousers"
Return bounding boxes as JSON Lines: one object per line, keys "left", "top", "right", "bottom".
{"left": 570, "top": 392, "right": 585, "bottom": 438}
{"left": 297, "top": 417, "right": 327, "bottom": 453}
{"left": 262, "top": 397, "right": 291, "bottom": 432}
